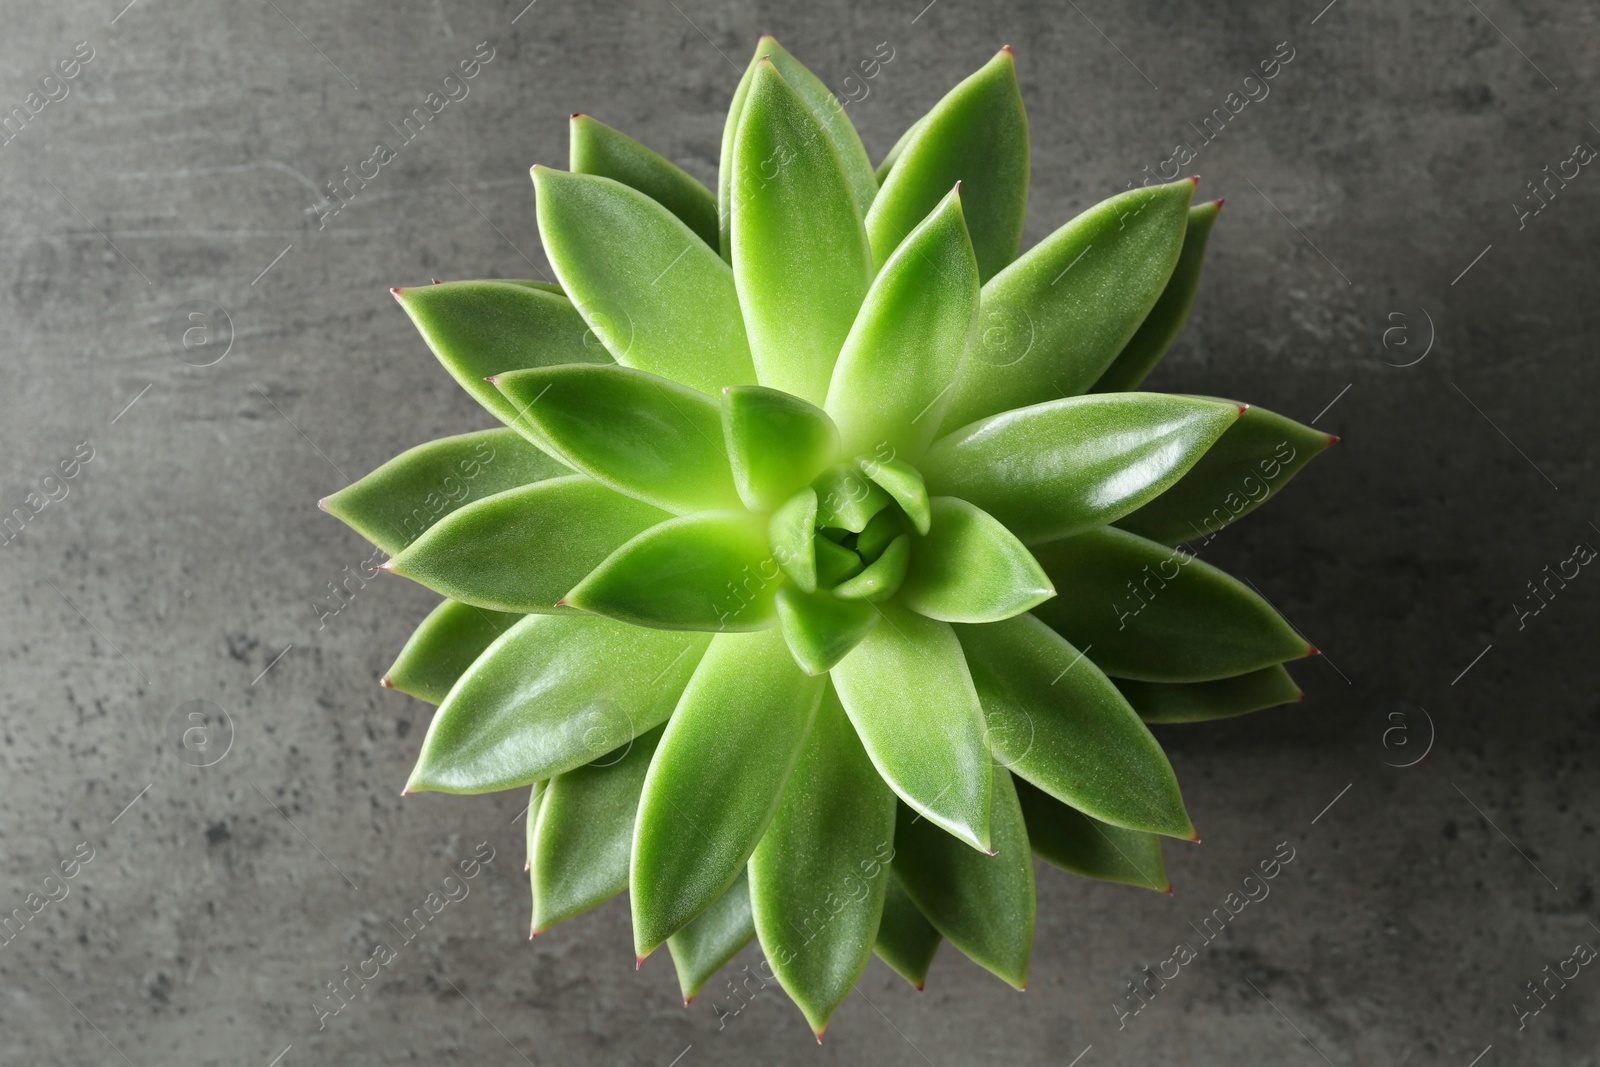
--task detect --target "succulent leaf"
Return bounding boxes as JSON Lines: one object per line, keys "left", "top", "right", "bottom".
{"left": 811, "top": 463, "right": 891, "bottom": 533}
{"left": 631, "top": 628, "right": 825, "bottom": 956}
{"left": 531, "top": 724, "right": 664, "bottom": 932}
{"left": 667, "top": 871, "right": 756, "bottom": 1003}
{"left": 384, "top": 599, "right": 522, "bottom": 705}
{"left": 826, "top": 187, "right": 980, "bottom": 460}
{"left": 732, "top": 58, "right": 874, "bottom": 406}
{"left": 859, "top": 457, "right": 930, "bottom": 535}
{"left": 955, "top": 614, "right": 1194, "bottom": 839}
{"left": 562, "top": 512, "right": 778, "bottom": 631}
{"left": 407, "top": 616, "right": 710, "bottom": 794}
{"left": 392, "top": 282, "right": 608, "bottom": 437}
{"left": 923, "top": 394, "right": 1243, "bottom": 544}
{"left": 873, "top": 874, "right": 941, "bottom": 989}
{"left": 774, "top": 585, "right": 878, "bottom": 675}
{"left": 892, "top": 769, "right": 1034, "bottom": 989}
{"left": 1029, "top": 525, "right": 1312, "bottom": 681}
{"left": 322, "top": 428, "right": 567, "bottom": 556}
{"left": 1114, "top": 402, "right": 1335, "bottom": 545}
{"left": 831, "top": 602, "right": 993, "bottom": 852}
{"left": 813, "top": 536, "right": 865, "bottom": 586}
{"left": 1092, "top": 201, "right": 1221, "bottom": 393}
{"left": 1115, "top": 665, "right": 1303, "bottom": 723}
{"left": 750, "top": 685, "right": 896, "bottom": 1034}
{"left": 384, "top": 477, "right": 668, "bottom": 613}
{"left": 899, "top": 497, "right": 1053, "bottom": 623}
{"left": 866, "top": 48, "right": 1027, "bottom": 284}
{"left": 569, "top": 113, "right": 719, "bottom": 249}
{"left": 768, "top": 488, "right": 819, "bottom": 592}
{"left": 532, "top": 166, "right": 755, "bottom": 394}
{"left": 721, "top": 385, "right": 841, "bottom": 511}
{"left": 494, "top": 364, "right": 740, "bottom": 514}
{"left": 939, "top": 178, "right": 1197, "bottom": 432}
{"left": 830, "top": 533, "right": 910, "bottom": 602}
{"left": 1015, "top": 778, "right": 1169, "bottom": 892}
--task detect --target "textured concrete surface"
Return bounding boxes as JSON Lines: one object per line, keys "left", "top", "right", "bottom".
{"left": 1, "top": 1, "right": 1596, "bottom": 1064}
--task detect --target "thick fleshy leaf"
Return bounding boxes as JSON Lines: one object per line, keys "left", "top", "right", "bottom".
{"left": 1029, "top": 525, "right": 1312, "bottom": 681}
{"left": 939, "top": 178, "right": 1197, "bottom": 432}
{"left": 826, "top": 187, "right": 979, "bottom": 460}
{"left": 774, "top": 585, "right": 878, "bottom": 676}
{"left": 874, "top": 875, "right": 941, "bottom": 990}
{"left": 719, "top": 37, "right": 877, "bottom": 257}
{"left": 857, "top": 504, "right": 910, "bottom": 560}
{"left": 569, "top": 113, "right": 719, "bottom": 249}
{"left": 1115, "top": 666, "right": 1303, "bottom": 724}
{"left": 812, "top": 463, "right": 890, "bottom": 533}
{"left": 562, "top": 512, "right": 778, "bottom": 632}
{"left": 494, "top": 364, "right": 739, "bottom": 514}
{"left": 814, "top": 536, "right": 864, "bottom": 587}
{"left": 1114, "top": 402, "right": 1336, "bottom": 545}
{"left": 383, "top": 599, "right": 522, "bottom": 705}
{"left": 524, "top": 781, "right": 546, "bottom": 872}
{"left": 831, "top": 602, "right": 992, "bottom": 851}
{"left": 893, "top": 769, "right": 1034, "bottom": 988}
{"left": 831, "top": 534, "right": 909, "bottom": 602}
{"left": 321, "top": 429, "right": 567, "bottom": 555}
{"left": 873, "top": 116, "right": 926, "bottom": 184}
{"left": 392, "top": 282, "right": 607, "bottom": 435}
{"left": 1092, "top": 201, "right": 1220, "bottom": 393}
{"left": 1015, "top": 778, "right": 1169, "bottom": 892}
{"left": 750, "top": 686, "right": 896, "bottom": 1035}
{"left": 722, "top": 386, "right": 841, "bottom": 511}
{"left": 769, "top": 488, "right": 818, "bottom": 592}
{"left": 530, "top": 725, "right": 664, "bottom": 932}
{"left": 866, "top": 48, "right": 1026, "bottom": 284}
{"left": 532, "top": 166, "right": 755, "bottom": 394}
{"left": 922, "top": 394, "right": 1243, "bottom": 544}
{"left": 407, "top": 615, "right": 709, "bottom": 794}
{"left": 731, "top": 59, "right": 874, "bottom": 406}
{"left": 955, "top": 615, "right": 1194, "bottom": 839}
{"left": 667, "top": 871, "right": 756, "bottom": 1003}
{"left": 900, "top": 498, "right": 1053, "bottom": 623}
{"left": 860, "top": 457, "right": 930, "bottom": 534}
{"left": 631, "top": 629, "right": 825, "bottom": 955}
{"left": 385, "top": 478, "right": 668, "bottom": 614}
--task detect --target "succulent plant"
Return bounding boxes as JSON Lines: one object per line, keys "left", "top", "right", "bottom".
{"left": 320, "top": 37, "right": 1332, "bottom": 1037}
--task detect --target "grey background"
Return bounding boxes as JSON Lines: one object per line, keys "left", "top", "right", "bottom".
{"left": 1, "top": 0, "right": 1595, "bottom": 1064}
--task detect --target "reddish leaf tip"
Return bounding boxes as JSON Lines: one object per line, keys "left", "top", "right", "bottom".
{"left": 1001, "top": 45, "right": 1013, "bottom": 55}
{"left": 1307, "top": 644, "right": 1321, "bottom": 658}
{"left": 379, "top": 675, "right": 393, "bottom": 689}
{"left": 635, "top": 955, "right": 645, "bottom": 971}
{"left": 389, "top": 287, "right": 405, "bottom": 297}
{"left": 376, "top": 560, "right": 394, "bottom": 573}
{"left": 1163, "top": 884, "right": 1174, "bottom": 895}
{"left": 529, "top": 927, "right": 541, "bottom": 939}
{"left": 1295, "top": 689, "right": 1307, "bottom": 702}
{"left": 1190, "top": 832, "right": 1202, "bottom": 843}
{"left": 401, "top": 786, "right": 414, "bottom": 796}
{"left": 316, "top": 496, "right": 329, "bottom": 511}
{"left": 555, "top": 598, "right": 569, "bottom": 607}
{"left": 1188, "top": 175, "right": 1201, "bottom": 186}
{"left": 484, "top": 375, "right": 499, "bottom": 384}
{"left": 815, "top": 1030, "right": 826, "bottom": 1044}
{"left": 914, "top": 982, "right": 925, "bottom": 992}
{"left": 1212, "top": 198, "right": 1225, "bottom": 209}
{"left": 1325, "top": 433, "right": 1341, "bottom": 447}
{"left": 1235, "top": 403, "right": 1249, "bottom": 415}
{"left": 1017, "top": 982, "right": 1028, "bottom": 992}
{"left": 431, "top": 278, "right": 443, "bottom": 285}
{"left": 683, "top": 995, "right": 694, "bottom": 1007}
{"left": 570, "top": 112, "right": 583, "bottom": 119}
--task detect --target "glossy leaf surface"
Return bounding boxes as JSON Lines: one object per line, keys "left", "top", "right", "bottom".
{"left": 769, "top": 488, "right": 818, "bottom": 592}
{"left": 874, "top": 875, "right": 941, "bottom": 989}
{"left": 774, "top": 585, "right": 878, "bottom": 676}
{"left": 632, "top": 628, "right": 825, "bottom": 954}
{"left": 812, "top": 463, "right": 890, "bottom": 533}
{"left": 1116, "top": 665, "right": 1303, "bottom": 723}
{"left": 957, "top": 614, "right": 1193, "bottom": 839}
{"left": 861, "top": 457, "right": 930, "bottom": 535}
{"left": 830, "top": 534, "right": 908, "bottom": 602}
{"left": 1015, "top": 778, "right": 1169, "bottom": 892}
{"left": 899, "top": 497, "right": 1053, "bottom": 623}
{"left": 922, "top": 394, "right": 1242, "bottom": 544}
{"left": 384, "top": 599, "right": 522, "bottom": 705}
{"left": 722, "top": 385, "right": 841, "bottom": 512}
{"left": 408, "top": 616, "right": 709, "bottom": 793}
{"left": 570, "top": 113, "right": 719, "bottom": 249}
{"left": 1029, "top": 525, "right": 1311, "bottom": 681}
{"left": 667, "top": 871, "right": 756, "bottom": 1003}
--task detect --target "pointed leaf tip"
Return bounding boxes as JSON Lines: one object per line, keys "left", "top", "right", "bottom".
{"left": 316, "top": 497, "right": 328, "bottom": 511}
{"left": 1188, "top": 175, "right": 1200, "bottom": 185}
{"left": 379, "top": 675, "right": 393, "bottom": 688}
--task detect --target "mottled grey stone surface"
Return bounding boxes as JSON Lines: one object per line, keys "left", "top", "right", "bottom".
{"left": 1, "top": 1, "right": 1596, "bottom": 1064}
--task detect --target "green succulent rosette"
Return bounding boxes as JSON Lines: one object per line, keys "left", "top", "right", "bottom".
{"left": 321, "top": 37, "right": 1332, "bottom": 1037}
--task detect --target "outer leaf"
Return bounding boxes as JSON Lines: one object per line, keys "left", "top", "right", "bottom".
{"left": 532, "top": 166, "right": 755, "bottom": 395}
{"left": 719, "top": 37, "right": 878, "bottom": 257}
{"left": 1029, "top": 525, "right": 1312, "bottom": 681}
{"left": 893, "top": 769, "right": 1034, "bottom": 989}
{"left": 774, "top": 585, "right": 878, "bottom": 676}
{"left": 722, "top": 386, "right": 841, "bottom": 512}
{"left": 383, "top": 599, "right": 522, "bottom": 705}
{"left": 667, "top": 871, "right": 756, "bottom": 1003}
{"left": 769, "top": 488, "right": 818, "bottom": 592}
{"left": 831, "top": 602, "right": 992, "bottom": 851}
{"left": 860, "top": 457, "right": 930, "bottom": 535}
{"left": 955, "top": 615, "right": 1194, "bottom": 839}
{"left": 826, "top": 187, "right": 979, "bottom": 460}
{"left": 321, "top": 429, "right": 567, "bottom": 555}
{"left": 831, "top": 534, "right": 909, "bottom": 602}
{"left": 562, "top": 512, "right": 778, "bottom": 632}
{"left": 531, "top": 725, "right": 664, "bottom": 932}
{"left": 631, "top": 629, "right": 825, "bottom": 955}
{"left": 899, "top": 497, "right": 1053, "bottom": 623}
{"left": 1114, "top": 402, "right": 1336, "bottom": 545}
{"left": 922, "top": 394, "right": 1243, "bottom": 544}
{"left": 1092, "top": 201, "right": 1221, "bottom": 393}
{"left": 866, "top": 48, "right": 1027, "bottom": 284}
{"left": 385, "top": 478, "right": 668, "bottom": 614}
{"left": 1115, "top": 666, "right": 1303, "bottom": 724}
{"left": 392, "top": 282, "right": 607, "bottom": 435}
{"left": 1015, "top": 778, "right": 1169, "bottom": 892}
{"left": 731, "top": 59, "right": 874, "bottom": 406}
{"left": 874, "top": 875, "right": 941, "bottom": 990}
{"left": 939, "top": 178, "right": 1197, "bottom": 432}
{"left": 494, "top": 364, "right": 740, "bottom": 515}
{"left": 873, "top": 116, "right": 926, "bottom": 184}
{"left": 812, "top": 463, "right": 891, "bottom": 532}
{"left": 750, "top": 685, "right": 896, "bottom": 1035}
{"left": 569, "top": 113, "right": 719, "bottom": 249}
{"left": 407, "top": 615, "right": 709, "bottom": 794}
